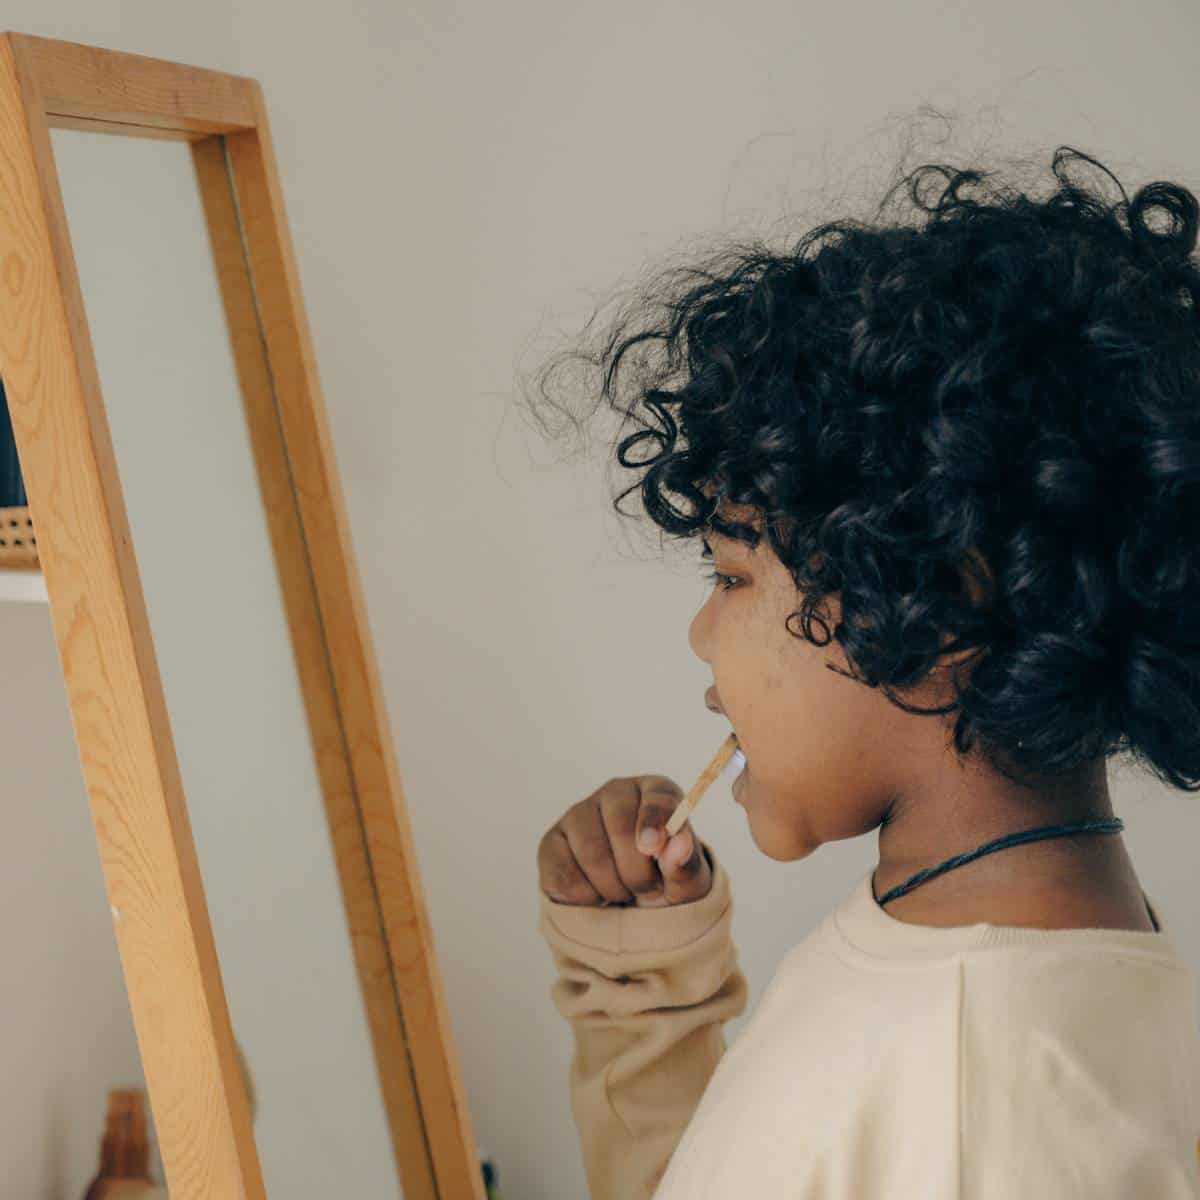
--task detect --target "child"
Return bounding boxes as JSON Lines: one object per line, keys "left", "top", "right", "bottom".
{"left": 532, "top": 146, "right": 1200, "bottom": 1198}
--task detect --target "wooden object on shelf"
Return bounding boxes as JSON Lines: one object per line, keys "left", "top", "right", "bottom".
{"left": 82, "top": 1088, "right": 156, "bottom": 1199}
{"left": 0, "top": 503, "right": 36, "bottom": 568}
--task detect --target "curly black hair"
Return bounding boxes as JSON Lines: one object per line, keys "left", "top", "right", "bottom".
{"left": 520, "top": 145, "right": 1200, "bottom": 792}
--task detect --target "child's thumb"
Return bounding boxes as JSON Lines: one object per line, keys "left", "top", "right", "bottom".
{"left": 658, "top": 826, "right": 713, "bottom": 903}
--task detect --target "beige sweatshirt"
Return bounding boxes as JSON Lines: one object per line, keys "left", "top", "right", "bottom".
{"left": 538, "top": 840, "right": 1200, "bottom": 1198}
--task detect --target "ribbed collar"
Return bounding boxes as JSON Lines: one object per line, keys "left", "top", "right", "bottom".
{"left": 829, "top": 869, "right": 1187, "bottom": 964}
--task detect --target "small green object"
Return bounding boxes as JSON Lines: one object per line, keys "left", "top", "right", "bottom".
{"left": 480, "top": 1150, "right": 501, "bottom": 1199}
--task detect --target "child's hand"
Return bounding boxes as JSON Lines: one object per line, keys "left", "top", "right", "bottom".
{"left": 537, "top": 775, "right": 713, "bottom": 908}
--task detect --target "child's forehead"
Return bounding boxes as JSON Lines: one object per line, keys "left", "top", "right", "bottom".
{"left": 702, "top": 497, "right": 764, "bottom": 539}
{"left": 703, "top": 526, "right": 744, "bottom": 544}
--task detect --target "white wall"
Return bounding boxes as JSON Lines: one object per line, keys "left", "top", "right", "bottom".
{"left": 4, "top": 3, "right": 1200, "bottom": 1198}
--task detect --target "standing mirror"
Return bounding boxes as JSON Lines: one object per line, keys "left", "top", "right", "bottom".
{"left": 0, "top": 32, "right": 483, "bottom": 1199}
{"left": 49, "top": 123, "right": 403, "bottom": 1197}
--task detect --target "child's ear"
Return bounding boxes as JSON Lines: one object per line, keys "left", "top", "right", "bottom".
{"left": 931, "top": 546, "right": 995, "bottom": 676}
{"left": 957, "top": 545, "right": 995, "bottom": 608}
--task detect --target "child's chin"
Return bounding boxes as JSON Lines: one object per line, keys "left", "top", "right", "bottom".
{"left": 747, "top": 813, "right": 819, "bottom": 863}
{"left": 750, "top": 832, "right": 795, "bottom": 862}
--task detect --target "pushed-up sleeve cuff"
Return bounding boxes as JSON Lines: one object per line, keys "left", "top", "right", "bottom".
{"left": 538, "top": 841, "right": 731, "bottom": 956}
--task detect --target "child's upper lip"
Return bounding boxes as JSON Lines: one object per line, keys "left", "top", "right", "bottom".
{"left": 706, "top": 689, "right": 743, "bottom": 755}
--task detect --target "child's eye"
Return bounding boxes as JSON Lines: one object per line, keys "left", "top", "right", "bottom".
{"left": 700, "top": 541, "right": 741, "bottom": 591}
{"left": 703, "top": 569, "right": 741, "bottom": 593}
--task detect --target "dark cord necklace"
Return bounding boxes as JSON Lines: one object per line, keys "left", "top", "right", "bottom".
{"left": 873, "top": 817, "right": 1125, "bottom": 906}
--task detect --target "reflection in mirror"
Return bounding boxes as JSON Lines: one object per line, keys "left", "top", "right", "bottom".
{"left": 49, "top": 127, "right": 405, "bottom": 1196}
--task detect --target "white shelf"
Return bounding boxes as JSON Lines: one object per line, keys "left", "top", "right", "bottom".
{"left": 0, "top": 568, "right": 48, "bottom": 603}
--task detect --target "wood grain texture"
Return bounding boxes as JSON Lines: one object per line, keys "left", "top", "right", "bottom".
{"left": 8, "top": 31, "right": 255, "bottom": 133}
{"left": 0, "top": 33, "right": 263, "bottom": 1199}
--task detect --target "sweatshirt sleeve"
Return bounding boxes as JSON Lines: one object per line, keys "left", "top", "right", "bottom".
{"left": 537, "top": 840, "right": 749, "bottom": 1200}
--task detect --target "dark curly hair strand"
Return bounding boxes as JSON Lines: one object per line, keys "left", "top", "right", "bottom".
{"left": 521, "top": 146, "right": 1200, "bottom": 792}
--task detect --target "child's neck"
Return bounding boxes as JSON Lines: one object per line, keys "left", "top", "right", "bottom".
{"left": 872, "top": 757, "right": 1157, "bottom": 933}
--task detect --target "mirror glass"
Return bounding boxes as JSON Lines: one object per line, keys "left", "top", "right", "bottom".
{"left": 49, "top": 127, "right": 406, "bottom": 1197}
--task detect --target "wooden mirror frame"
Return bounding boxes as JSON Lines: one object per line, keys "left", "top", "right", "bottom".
{"left": 0, "top": 32, "right": 482, "bottom": 1200}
